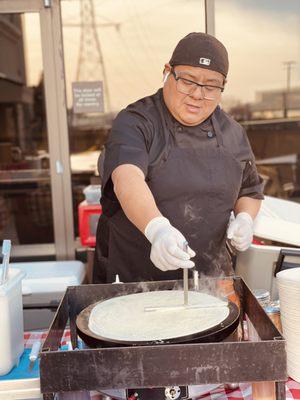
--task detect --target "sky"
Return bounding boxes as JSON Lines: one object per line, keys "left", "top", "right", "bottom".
{"left": 23, "top": 0, "right": 300, "bottom": 112}
{"left": 215, "top": 0, "right": 300, "bottom": 108}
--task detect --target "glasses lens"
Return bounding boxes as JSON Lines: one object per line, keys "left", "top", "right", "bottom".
{"left": 176, "top": 78, "right": 221, "bottom": 100}
{"left": 203, "top": 86, "right": 221, "bottom": 100}
{"left": 176, "top": 78, "right": 196, "bottom": 95}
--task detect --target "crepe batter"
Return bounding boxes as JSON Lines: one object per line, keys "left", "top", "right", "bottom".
{"left": 88, "top": 290, "right": 229, "bottom": 342}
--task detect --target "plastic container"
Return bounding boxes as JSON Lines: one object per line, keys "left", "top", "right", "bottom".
{"left": 235, "top": 243, "right": 297, "bottom": 300}
{"left": 0, "top": 268, "right": 25, "bottom": 376}
{"left": 265, "top": 301, "right": 282, "bottom": 332}
{"left": 78, "top": 200, "right": 102, "bottom": 247}
{"left": 83, "top": 185, "right": 101, "bottom": 204}
{"left": 253, "top": 289, "right": 270, "bottom": 308}
{"left": 10, "top": 261, "right": 86, "bottom": 331}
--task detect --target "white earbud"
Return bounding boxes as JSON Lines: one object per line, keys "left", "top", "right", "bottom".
{"left": 163, "top": 72, "right": 170, "bottom": 84}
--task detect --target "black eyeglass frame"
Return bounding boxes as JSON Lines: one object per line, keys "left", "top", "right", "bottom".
{"left": 170, "top": 67, "right": 225, "bottom": 95}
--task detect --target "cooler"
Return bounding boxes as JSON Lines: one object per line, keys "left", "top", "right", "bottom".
{"left": 10, "top": 261, "right": 86, "bottom": 331}
{"left": 78, "top": 200, "right": 102, "bottom": 247}
{"left": 236, "top": 195, "right": 300, "bottom": 300}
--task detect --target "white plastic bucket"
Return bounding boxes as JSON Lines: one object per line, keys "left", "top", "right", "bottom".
{"left": 0, "top": 268, "right": 25, "bottom": 375}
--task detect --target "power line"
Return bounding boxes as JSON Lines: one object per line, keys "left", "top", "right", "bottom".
{"left": 282, "top": 60, "right": 297, "bottom": 118}
{"left": 75, "top": 0, "right": 120, "bottom": 112}
{"left": 283, "top": 60, "right": 296, "bottom": 92}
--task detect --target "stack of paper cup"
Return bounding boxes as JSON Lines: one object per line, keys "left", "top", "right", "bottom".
{"left": 277, "top": 267, "right": 300, "bottom": 382}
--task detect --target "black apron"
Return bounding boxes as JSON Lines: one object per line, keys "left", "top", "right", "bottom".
{"left": 94, "top": 107, "right": 244, "bottom": 283}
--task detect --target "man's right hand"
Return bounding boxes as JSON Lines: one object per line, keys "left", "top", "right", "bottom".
{"left": 144, "top": 216, "right": 196, "bottom": 271}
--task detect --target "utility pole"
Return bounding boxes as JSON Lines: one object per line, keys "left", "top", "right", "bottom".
{"left": 282, "top": 60, "right": 296, "bottom": 118}
{"left": 64, "top": 0, "right": 120, "bottom": 113}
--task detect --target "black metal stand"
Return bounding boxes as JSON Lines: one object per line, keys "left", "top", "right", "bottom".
{"left": 40, "top": 278, "right": 287, "bottom": 400}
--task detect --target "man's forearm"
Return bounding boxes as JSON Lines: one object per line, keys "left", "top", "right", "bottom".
{"left": 112, "top": 164, "right": 161, "bottom": 233}
{"left": 234, "top": 196, "right": 262, "bottom": 219}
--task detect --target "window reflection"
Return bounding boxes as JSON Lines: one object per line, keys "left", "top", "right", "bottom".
{"left": 216, "top": 0, "right": 300, "bottom": 200}
{"left": 61, "top": 0, "right": 205, "bottom": 239}
{"left": 0, "top": 13, "right": 54, "bottom": 245}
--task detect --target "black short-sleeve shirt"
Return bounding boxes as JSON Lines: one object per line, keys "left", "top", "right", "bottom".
{"left": 100, "top": 89, "right": 263, "bottom": 214}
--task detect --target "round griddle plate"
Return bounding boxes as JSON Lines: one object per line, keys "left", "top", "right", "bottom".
{"left": 76, "top": 293, "right": 240, "bottom": 348}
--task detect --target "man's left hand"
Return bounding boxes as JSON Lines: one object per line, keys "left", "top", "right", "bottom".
{"left": 227, "top": 212, "right": 254, "bottom": 251}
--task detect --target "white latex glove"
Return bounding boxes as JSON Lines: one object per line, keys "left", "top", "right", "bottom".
{"left": 227, "top": 212, "right": 254, "bottom": 251}
{"left": 144, "top": 216, "right": 196, "bottom": 271}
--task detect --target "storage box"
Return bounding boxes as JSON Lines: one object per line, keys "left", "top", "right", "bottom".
{"left": 237, "top": 196, "right": 300, "bottom": 300}
{"left": 10, "top": 261, "right": 86, "bottom": 331}
{"left": 236, "top": 243, "right": 300, "bottom": 300}
{"left": 0, "top": 268, "right": 25, "bottom": 376}
{"left": 78, "top": 200, "right": 102, "bottom": 247}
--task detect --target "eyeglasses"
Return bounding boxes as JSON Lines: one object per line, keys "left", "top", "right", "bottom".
{"left": 170, "top": 68, "right": 224, "bottom": 100}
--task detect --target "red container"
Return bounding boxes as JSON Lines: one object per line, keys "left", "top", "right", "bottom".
{"left": 78, "top": 200, "right": 102, "bottom": 247}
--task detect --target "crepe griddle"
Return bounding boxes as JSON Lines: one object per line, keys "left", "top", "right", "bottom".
{"left": 76, "top": 293, "right": 240, "bottom": 348}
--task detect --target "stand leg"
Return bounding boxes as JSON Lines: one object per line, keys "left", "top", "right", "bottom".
{"left": 275, "top": 381, "right": 286, "bottom": 400}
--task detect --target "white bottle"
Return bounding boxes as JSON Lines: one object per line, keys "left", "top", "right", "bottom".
{"left": 112, "top": 274, "right": 123, "bottom": 284}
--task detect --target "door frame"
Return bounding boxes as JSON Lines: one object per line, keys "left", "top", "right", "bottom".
{"left": 205, "top": 0, "right": 215, "bottom": 35}
{"left": 0, "top": 0, "right": 75, "bottom": 259}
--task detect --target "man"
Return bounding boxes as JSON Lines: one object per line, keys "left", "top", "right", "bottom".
{"left": 94, "top": 32, "right": 263, "bottom": 284}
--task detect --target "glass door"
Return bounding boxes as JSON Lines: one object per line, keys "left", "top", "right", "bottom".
{"left": 0, "top": 0, "right": 74, "bottom": 259}
{"left": 60, "top": 0, "right": 206, "bottom": 244}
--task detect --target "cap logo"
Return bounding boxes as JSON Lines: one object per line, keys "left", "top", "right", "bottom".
{"left": 199, "top": 57, "right": 211, "bottom": 66}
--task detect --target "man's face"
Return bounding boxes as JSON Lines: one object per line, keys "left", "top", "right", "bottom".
{"left": 162, "top": 64, "right": 225, "bottom": 126}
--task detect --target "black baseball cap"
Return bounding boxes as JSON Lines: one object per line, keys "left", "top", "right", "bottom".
{"left": 169, "top": 32, "right": 229, "bottom": 78}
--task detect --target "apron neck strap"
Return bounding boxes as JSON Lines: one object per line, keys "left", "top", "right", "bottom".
{"left": 211, "top": 108, "right": 224, "bottom": 147}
